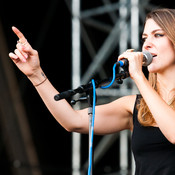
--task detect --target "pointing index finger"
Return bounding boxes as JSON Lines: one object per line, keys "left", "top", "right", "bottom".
{"left": 12, "top": 26, "right": 27, "bottom": 43}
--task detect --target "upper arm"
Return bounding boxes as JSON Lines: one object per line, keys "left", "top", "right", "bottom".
{"left": 77, "top": 95, "right": 136, "bottom": 135}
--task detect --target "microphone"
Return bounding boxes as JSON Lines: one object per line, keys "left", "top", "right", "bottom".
{"left": 117, "top": 51, "right": 153, "bottom": 67}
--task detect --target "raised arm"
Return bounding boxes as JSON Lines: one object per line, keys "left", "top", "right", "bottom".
{"left": 9, "top": 27, "right": 135, "bottom": 135}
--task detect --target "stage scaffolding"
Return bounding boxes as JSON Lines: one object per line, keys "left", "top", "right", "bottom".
{"left": 70, "top": 0, "right": 157, "bottom": 175}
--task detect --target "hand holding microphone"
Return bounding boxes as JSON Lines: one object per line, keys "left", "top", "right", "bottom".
{"left": 117, "top": 50, "right": 153, "bottom": 79}
{"left": 117, "top": 50, "right": 153, "bottom": 67}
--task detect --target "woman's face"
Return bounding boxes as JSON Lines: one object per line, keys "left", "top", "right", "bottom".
{"left": 142, "top": 18, "right": 175, "bottom": 74}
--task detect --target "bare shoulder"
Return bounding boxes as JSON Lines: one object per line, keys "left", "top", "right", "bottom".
{"left": 114, "top": 94, "right": 137, "bottom": 130}
{"left": 110, "top": 94, "right": 137, "bottom": 114}
{"left": 105, "top": 94, "right": 137, "bottom": 131}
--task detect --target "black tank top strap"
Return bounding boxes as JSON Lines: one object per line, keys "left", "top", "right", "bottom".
{"left": 133, "top": 94, "right": 142, "bottom": 125}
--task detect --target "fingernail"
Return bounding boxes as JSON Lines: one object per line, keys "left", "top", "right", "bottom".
{"left": 24, "top": 54, "right": 28, "bottom": 59}
{"left": 23, "top": 58, "right": 26, "bottom": 62}
{"left": 14, "top": 55, "right": 18, "bottom": 59}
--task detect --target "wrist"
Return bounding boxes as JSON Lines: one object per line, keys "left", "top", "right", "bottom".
{"left": 133, "top": 72, "right": 148, "bottom": 89}
{"left": 27, "top": 68, "right": 47, "bottom": 87}
{"left": 132, "top": 72, "right": 145, "bottom": 82}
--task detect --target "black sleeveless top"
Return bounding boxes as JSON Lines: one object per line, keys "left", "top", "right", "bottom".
{"left": 132, "top": 95, "right": 175, "bottom": 175}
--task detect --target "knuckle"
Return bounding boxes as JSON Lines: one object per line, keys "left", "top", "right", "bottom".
{"left": 33, "top": 49, "right": 38, "bottom": 55}
{"left": 14, "top": 49, "right": 18, "bottom": 53}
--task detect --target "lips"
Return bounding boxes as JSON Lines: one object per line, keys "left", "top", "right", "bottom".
{"left": 150, "top": 52, "right": 157, "bottom": 58}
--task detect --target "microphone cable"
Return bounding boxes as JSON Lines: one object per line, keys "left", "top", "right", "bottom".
{"left": 88, "top": 62, "right": 121, "bottom": 174}
{"left": 88, "top": 79, "right": 96, "bottom": 175}
{"left": 100, "top": 62, "right": 117, "bottom": 89}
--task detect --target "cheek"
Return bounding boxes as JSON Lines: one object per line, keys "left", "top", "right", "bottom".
{"left": 163, "top": 41, "right": 175, "bottom": 62}
{"left": 165, "top": 49, "right": 175, "bottom": 64}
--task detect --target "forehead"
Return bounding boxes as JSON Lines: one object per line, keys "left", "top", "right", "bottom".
{"left": 143, "top": 19, "right": 162, "bottom": 34}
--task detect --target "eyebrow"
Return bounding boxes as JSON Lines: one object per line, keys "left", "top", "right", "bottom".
{"left": 142, "top": 29, "right": 164, "bottom": 37}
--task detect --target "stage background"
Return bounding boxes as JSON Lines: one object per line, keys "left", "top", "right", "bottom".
{"left": 0, "top": 1, "right": 174, "bottom": 175}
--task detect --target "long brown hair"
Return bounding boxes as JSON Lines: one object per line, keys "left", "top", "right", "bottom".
{"left": 138, "top": 8, "right": 175, "bottom": 126}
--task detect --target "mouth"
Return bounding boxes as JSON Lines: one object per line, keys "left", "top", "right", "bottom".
{"left": 152, "top": 54, "right": 157, "bottom": 58}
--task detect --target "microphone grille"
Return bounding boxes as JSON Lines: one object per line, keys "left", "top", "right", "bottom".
{"left": 142, "top": 51, "right": 153, "bottom": 66}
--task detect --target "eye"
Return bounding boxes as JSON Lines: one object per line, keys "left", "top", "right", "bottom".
{"left": 154, "top": 33, "right": 164, "bottom": 37}
{"left": 141, "top": 37, "right": 147, "bottom": 43}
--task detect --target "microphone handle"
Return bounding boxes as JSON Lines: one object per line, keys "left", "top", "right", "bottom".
{"left": 54, "top": 90, "right": 76, "bottom": 101}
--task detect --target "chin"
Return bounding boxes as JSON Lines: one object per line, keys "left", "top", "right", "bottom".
{"left": 147, "top": 64, "right": 158, "bottom": 73}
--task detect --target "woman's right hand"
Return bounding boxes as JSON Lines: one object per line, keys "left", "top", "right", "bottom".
{"left": 9, "top": 26, "right": 41, "bottom": 78}
{"left": 118, "top": 49, "right": 144, "bottom": 80}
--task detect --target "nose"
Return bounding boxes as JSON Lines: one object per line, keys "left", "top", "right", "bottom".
{"left": 142, "top": 37, "right": 153, "bottom": 50}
